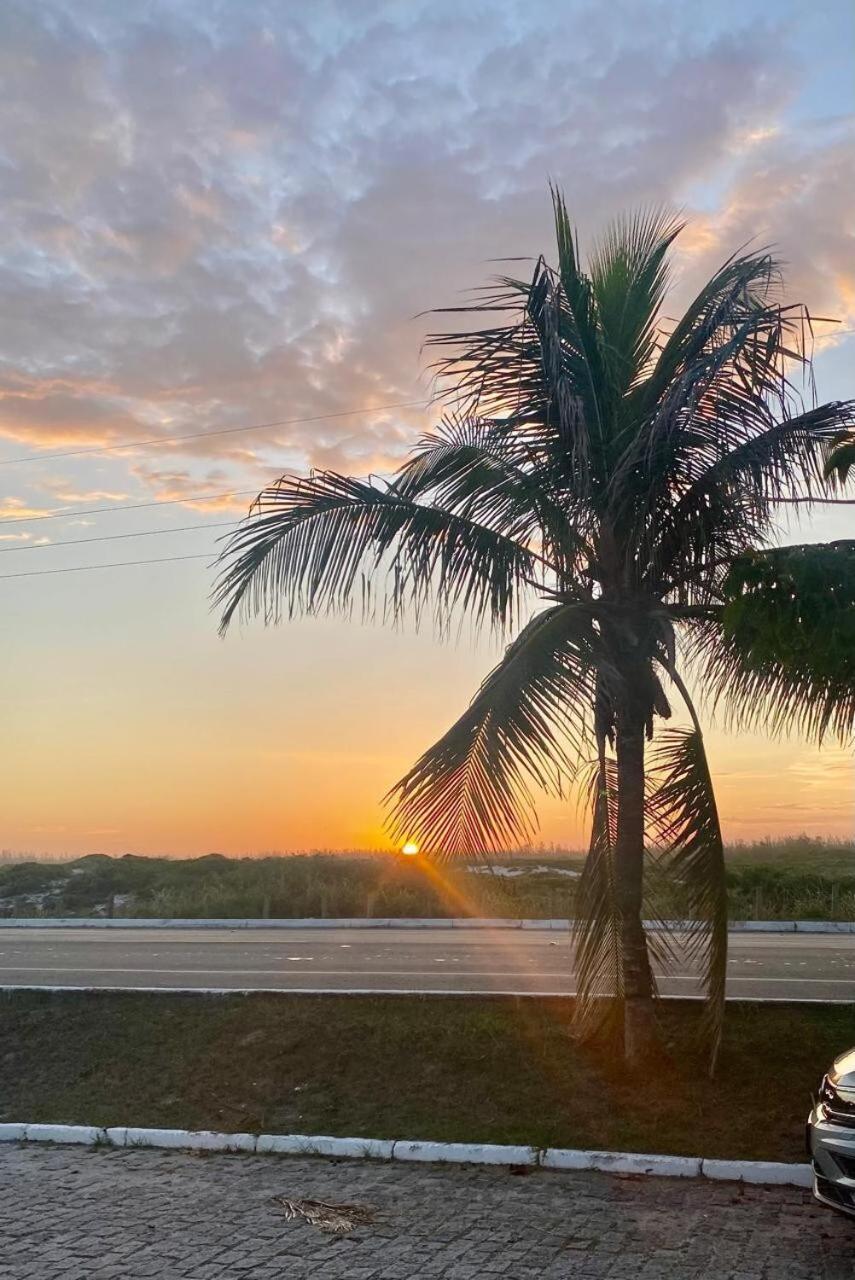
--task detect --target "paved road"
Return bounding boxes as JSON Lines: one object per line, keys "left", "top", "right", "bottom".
{"left": 2, "top": 926, "right": 855, "bottom": 999}
{"left": 1, "top": 1144, "right": 852, "bottom": 1279}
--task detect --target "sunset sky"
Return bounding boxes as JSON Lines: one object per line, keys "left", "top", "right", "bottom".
{"left": 0, "top": 0, "right": 853, "bottom": 857}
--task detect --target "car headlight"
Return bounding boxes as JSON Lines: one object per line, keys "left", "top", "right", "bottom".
{"left": 820, "top": 1075, "right": 855, "bottom": 1120}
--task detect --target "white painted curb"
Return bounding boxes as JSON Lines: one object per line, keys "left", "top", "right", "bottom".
{"left": 255, "top": 1134, "right": 395, "bottom": 1160}
{"left": 124, "top": 1127, "right": 258, "bottom": 1152}
{"left": 392, "top": 1140, "right": 537, "bottom": 1165}
{"left": 0, "top": 1123, "right": 813, "bottom": 1188}
{"left": 542, "top": 1149, "right": 702, "bottom": 1178}
{"left": 700, "top": 1158, "right": 813, "bottom": 1188}
{"left": 0, "top": 916, "right": 848, "bottom": 933}
{"left": 21, "top": 1124, "right": 106, "bottom": 1145}
{"left": 0, "top": 1123, "right": 28, "bottom": 1142}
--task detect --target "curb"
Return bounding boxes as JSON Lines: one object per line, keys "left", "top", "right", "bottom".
{"left": 2, "top": 984, "right": 854, "bottom": 1006}
{"left": 0, "top": 916, "right": 851, "bottom": 933}
{"left": 0, "top": 1123, "right": 813, "bottom": 1188}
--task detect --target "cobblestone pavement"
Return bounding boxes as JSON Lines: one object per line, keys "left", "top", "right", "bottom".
{"left": 2, "top": 1145, "right": 854, "bottom": 1279}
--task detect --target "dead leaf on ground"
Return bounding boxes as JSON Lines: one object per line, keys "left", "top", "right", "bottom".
{"left": 273, "top": 1196, "right": 377, "bottom": 1234}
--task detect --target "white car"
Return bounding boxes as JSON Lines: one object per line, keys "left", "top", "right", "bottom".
{"left": 808, "top": 1047, "right": 855, "bottom": 1217}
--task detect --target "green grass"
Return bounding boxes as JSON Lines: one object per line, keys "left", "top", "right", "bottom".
{"left": 724, "top": 836, "right": 855, "bottom": 877}
{"left": 2, "top": 840, "right": 854, "bottom": 922}
{"left": 1, "top": 990, "right": 851, "bottom": 1162}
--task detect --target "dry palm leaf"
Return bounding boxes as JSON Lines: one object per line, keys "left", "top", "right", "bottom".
{"left": 273, "top": 1196, "right": 376, "bottom": 1234}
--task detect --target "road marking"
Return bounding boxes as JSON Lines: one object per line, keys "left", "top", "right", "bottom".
{"left": 0, "top": 965, "right": 613, "bottom": 978}
{"left": 0, "top": 965, "right": 572, "bottom": 977}
{"left": 667, "top": 975, "right": 855, "bottom": 985}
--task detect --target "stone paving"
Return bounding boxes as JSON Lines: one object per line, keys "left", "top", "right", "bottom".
{"left": 1, "top": 1144, "right": 854, "bottom": 1278}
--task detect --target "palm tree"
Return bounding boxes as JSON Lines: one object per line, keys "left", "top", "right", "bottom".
{"left": 214, "top": 191, "right": 855, "bottom": 1065}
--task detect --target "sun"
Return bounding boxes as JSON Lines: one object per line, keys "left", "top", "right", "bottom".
{"left": 401, "top": 842, "right": 420, "bottom": 856}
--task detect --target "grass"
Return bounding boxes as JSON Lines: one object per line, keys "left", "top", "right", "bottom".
{"left": 1, "top": 989, "right": 849, "bottom": 1162}
{"left": 725, "top": 836, "right": 855, "bottom": 877}
{"left": 2, "top": 840, "right": 854, "bottom": 922}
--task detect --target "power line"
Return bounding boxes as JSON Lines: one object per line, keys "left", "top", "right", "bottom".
{"left": 0, "top": 399, "right": 428, "bottom": 466}
{"left": 0, "top": 520, "right": 237, "bottom": 553}
{"left": 0, "top": 552, "right": 211, "bottom": 580}
{"left": 0, "top": 338, "right": 852, "bottom": 470}
{"left": 0, "top": 488, "right": 258, "bottom": 527}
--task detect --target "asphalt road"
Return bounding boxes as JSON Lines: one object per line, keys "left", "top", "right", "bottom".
{"left": 1, "top": 925, "right": 855, "bottom": 999}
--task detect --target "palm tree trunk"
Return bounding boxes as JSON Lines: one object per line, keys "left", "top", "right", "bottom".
{"left": 613, "top": 712, "right": 657, "bottom": 1062}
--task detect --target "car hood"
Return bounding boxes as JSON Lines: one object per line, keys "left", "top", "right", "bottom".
{"left": 830, "top": 1048, "right": 855, "bottom": 1088}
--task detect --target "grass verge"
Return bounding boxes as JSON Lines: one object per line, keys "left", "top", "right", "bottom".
{"left": 4, "top": 840, "right": 854, "bottom": 921}
{"left": 1, "top": 990, "right": 850, "bottom": 1163}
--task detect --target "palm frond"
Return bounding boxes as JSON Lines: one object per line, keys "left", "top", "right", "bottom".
{"left": 648, "top": 727, "right": 727, "bottom": 1071}
{"left": 633, "top": 247, "right": 789, "bottom": 427}
{"left": 691, "top": 541, "right": 855, "bottom": 741}
{"left": 573, "top": 754, "right": 623, "bottom": 1037}
{"left": 588, "top": 207, "right": 684, "bottom": 414}
{"left": 616, "top": 250, "right": 826, "bottom": 559}
{"left": 424, "top": 260, "right": 601, "bottom": 505}
{"left": 825, "top": 433, "right": 855, "bottom": 486}
{"left": 423, "top": 265, "right": 555, "bottom": 419}
{"left": 385, "top": 604, "right": 602, "bottom": 857}
{"left": 656, "top": 401, "right": 855, "bottom": 603}
{"left": 395, "top": 413, "right": 592, "bottom": 572}
{"left": 214, "top": 471, "right": 542, "bottom": 637}
{"left": 423, "top": 191, "right": 617, "bottom": 504}
{"left": 549, "top": 187, "right": 606, "bottom": 451}
{"left": 573, "top": 750, "right": 678, "bottom": 1039}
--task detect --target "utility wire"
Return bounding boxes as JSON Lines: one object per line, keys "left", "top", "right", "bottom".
{"left": 5, "top": 478, "right": 851, "bottom": 532}
{"left": 0, "top": 520, "right": 237, "bottom": 553}
{"left": 0, "top": 488, "right": 258, "bottom": 527}
{"left": 0, "top": 334, "right": 852, "bottom": 469}
{"left": 0, "top": 552, "right": 211, "bottom": 580}
{"left": 0, "top": 399, "right": 428, "bottom": 466}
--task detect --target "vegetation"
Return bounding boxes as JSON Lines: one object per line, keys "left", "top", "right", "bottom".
{"left": 215, "top": 191, "right": 855, "bottom": 1065}
{"left": 725, "top": 835, "right": 855, "bottom": 876}
{"left": 825, "top": 429, "right": 855, "bottom": 485}
{"left": 718, "top": 542, "right": 855, "bottom": 738}
{"left": 0, "top": 989, "right": 846, "bottom": 1162}
{"left": 2, "top": 845, "right": 854, "bottom": 922}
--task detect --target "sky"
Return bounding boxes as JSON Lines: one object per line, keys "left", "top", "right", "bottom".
{"left": 0, "top": 0, "right": 852, "bottom": 857}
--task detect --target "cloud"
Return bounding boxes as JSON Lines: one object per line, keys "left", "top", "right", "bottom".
{"left": 0, "top": 496, "right": 58, "bottom": 521}
{"left": 39, "top": 482, "right": 131, "bottom": 503}
{"left": 0, "top": 0, "right": 846, "bottom": 500}
{"left": 128, "top": 464, "right": 257, "bottom": 513}
{"left": 676, "top": 121, "right": 855, "bottom": 333}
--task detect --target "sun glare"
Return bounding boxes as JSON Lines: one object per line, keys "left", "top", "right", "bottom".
{"left": 401, "top": 842, "right": 420, "bottom": 856}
